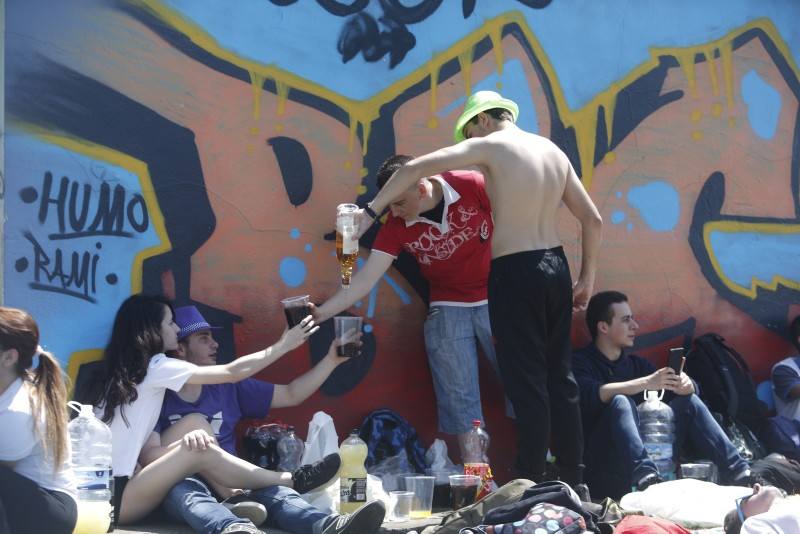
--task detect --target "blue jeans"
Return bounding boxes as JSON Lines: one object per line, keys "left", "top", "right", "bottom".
{"left": 423, "top": 304, "right": 507, "bottom": 434}
{"left": 585, "top": 394, "right": 749, "bottom": 498}
{"left": 162, "top": 478, "right": 330, "bottom": 534}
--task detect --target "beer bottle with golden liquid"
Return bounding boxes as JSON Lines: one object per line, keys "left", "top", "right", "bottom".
{"left": 336, "top": 204, "right": 359, "bottom": 288}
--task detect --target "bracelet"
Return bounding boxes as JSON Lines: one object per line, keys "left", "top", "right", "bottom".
{"left": 364, "top": 204, "right": 379, "bottom": 219}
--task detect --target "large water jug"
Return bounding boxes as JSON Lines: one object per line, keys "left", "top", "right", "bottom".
{"left": 277, "top": 425, "right": 305, "bottom": 471}
{"left": 68, "top": 401, "right": 114, "bottom": 533}
{"left": 338, "top": 429, "right": 368, "bottom": 514}
{"left": 637, "top": 391, "right": 676, "bottom": 480}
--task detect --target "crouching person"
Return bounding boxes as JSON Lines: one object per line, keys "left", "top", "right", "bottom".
{"left": 141, "top": 306, "right": 385, "bottom": 534}
{"left": 573, "top": 291, "right": 751, "bottom": 499}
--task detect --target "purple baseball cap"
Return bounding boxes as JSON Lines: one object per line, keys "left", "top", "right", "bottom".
{"left": 174, "top": 305, "right": 221, "bottom": 341}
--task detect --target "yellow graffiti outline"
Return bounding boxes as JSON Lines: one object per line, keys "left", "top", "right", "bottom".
{"left": 14, "top": 126, "right": 173, "bottom": 386}
{"left": 134, "top": 3, "right": 798, "bottom": 190}
{"left": 703, "top": 220, "right": 800, "bottom": 300}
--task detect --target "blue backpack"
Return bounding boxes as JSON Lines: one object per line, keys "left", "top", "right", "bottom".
{"left": 358, "top": 409, "right": 428, "bottom": 473}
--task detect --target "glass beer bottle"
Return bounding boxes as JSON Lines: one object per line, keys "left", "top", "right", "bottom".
{"left": 336, "top": 203, "right": 359, "bottom": 289}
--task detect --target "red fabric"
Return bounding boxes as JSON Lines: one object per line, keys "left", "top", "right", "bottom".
{"left": 371, "top": 170, "right": 492, "bottom": 304}
{"left": 613, "top": 515, "right": 692, "bottom": 534}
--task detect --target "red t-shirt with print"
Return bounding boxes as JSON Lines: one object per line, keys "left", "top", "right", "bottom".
{"left": 371, "top": 170, "right": 492, "bottom": 304}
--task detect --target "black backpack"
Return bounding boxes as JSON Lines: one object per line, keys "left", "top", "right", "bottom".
{"left": 684, "top": 333, "right": 768, "bottom": 436}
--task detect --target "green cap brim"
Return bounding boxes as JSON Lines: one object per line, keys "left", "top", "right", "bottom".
{"left": 453, "top": 96, "right": 519, "bottom": 142}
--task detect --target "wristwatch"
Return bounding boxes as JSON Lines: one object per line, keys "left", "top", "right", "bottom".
{"left": 364, "top": 204, "right": 379, "bottom": 220}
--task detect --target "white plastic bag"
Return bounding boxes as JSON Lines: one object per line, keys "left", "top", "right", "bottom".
{"left": 619, "top": 478, "right": 750, "bottom": 528}
{"left": 425, "top": 439, "right": 458, "bottom": 472}
{"left": 301, "top": 411, "right": 339, "bottom": 465}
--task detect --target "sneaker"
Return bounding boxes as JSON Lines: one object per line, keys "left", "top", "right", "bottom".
{"left": 220, "top": 521, "right": 265, "bottom": 534}
{"left": 636, "top": 472, "right": 664, "bottom": 491}
{"left": 292, "top": 453, "right": 341, "bottom": 494}
{"left": 573, "top": 482, "right": 592, "bottom": 503}
{"left": 221, "top": 493, "right": 268, "bottom": 526}
{"left": 322, "top": 500, "right": 386, "bottom": 534}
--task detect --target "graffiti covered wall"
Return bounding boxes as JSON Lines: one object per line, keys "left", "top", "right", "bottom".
{"left": 5, "top": 0, "right": 800, "bottom": 476}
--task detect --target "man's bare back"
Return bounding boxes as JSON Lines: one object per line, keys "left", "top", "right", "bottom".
{"left": 363, "top": 104, "right": 601, "bottom": 310}
{"left": 474, "top": 129, "right": 569, "bottom": 259}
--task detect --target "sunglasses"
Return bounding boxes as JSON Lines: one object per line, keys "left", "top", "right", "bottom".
{"left": 734, "top": 494, "right": 751, "bottom": 523}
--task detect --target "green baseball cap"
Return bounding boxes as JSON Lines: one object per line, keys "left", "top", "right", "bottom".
{"left": 453, "top": 90, "right": 519, "bottom": 143}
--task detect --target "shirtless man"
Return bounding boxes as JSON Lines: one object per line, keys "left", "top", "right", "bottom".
{"left": 357, "top": 91, "right": 602, "bottom": 489}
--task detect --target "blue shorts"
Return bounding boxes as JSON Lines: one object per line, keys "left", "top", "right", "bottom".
{"left": 423, "top": 304, "right": 505, "bottom": 434}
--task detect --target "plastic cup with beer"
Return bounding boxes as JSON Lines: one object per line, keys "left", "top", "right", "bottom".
{"left": 334, "top": 316, "right": 362, "bottom": 357}
{"left": 448, "top": 474, "right": 480, "bottom": 510}
{"left": 336, "top": 203, "right": 360, "bottom": 288}
{"left": 72, "top": 500, "right": 112, "bottom": 534}
{"left": 281, "top": 295, "right": 311, "bottom": 328}
{"left": 404, "top": 475, "right": 435, "bottom": 519}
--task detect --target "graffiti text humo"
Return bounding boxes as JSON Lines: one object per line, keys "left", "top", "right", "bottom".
{"left": 39, "top": 171, "right": 150, "bottom": 239}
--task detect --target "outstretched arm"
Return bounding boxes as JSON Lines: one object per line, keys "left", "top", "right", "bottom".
{"left": 187, "top": 318, "right": 319, "bottom": 385}
{"left": 562, "top": 162, "right": 603, "bottom": 311}
{"left": 271, "top": 333, "right": 361, "bottom": 408}
{"left": 315, "top": 251, "right": 394, "bottom": 322}
{"left": 358, "top": 140, "right": 487, "bottom": 236}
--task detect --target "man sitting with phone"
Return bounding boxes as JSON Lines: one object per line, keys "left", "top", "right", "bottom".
{"left": 573, "top": 291, "right": 751, "bottom": 499}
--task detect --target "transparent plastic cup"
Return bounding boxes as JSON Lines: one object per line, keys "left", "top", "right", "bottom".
{"left": 449, "top": 474, "right": 480, "bottom": 509}
{"left": 389, "top": 490, "right": 414, "bottom": 521}
{"left": 404, "top": 476, "right": 435, "bottom": 519}
{"left": 334, "top": 316, "right": 362, "bottom": 357}
{"left": 281, "top": 295, "right": 311, "bottom": 328}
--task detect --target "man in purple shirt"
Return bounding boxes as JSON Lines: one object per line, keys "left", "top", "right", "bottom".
{"left": 146, "top": 306, "right": 385, "bottom": 534}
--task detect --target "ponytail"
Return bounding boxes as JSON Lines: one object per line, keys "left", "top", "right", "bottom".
{"left": 0, "top": 307, "right": 70, "bottom": 473}
{"left": 29, "top": 350, "right": 70, "bottom": 470}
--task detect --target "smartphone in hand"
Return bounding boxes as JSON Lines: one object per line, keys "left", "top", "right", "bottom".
{"left": 667, "top": 347, "right": 685, "bottom": 374}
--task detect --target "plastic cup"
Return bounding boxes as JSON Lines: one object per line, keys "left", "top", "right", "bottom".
{"left": 449, "top": 474, "right": 480, "bottom": 509}
{"left": 389, "top": 490, "right": 414, "bottom": 521}
{"left": 281, "top": 295, "right": 310, "bottom": 328}
{"left": 404, "top": 475, "right": 435, "bottom": 519}
{"left": 395, "top": 472, "right": 417, "bottom": 491}
{"left": 334, "top": 316, "right": 362, "bottom": 357}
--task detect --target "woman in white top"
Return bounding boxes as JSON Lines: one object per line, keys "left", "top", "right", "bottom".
{"left": 79, "top": 294, "right": 337, "bottom": 526}
{"left": 0, "top": 307, "right": 78, "bottom": 534}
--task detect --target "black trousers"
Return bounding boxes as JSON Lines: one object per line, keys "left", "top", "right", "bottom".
{"left": 488, "top": 247, "right": 584, "bottom": 483}
{"left": 0, "top": 465, "right": 77, "bottom": 534}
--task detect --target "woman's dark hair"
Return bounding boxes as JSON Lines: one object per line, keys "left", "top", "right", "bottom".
{"left": 723, "top": 509, "right": 742, "bottom": 533}
{"left": 0, "top": 307, "right": 69, "bottom": 471}
{"left": 86, "top": 294, "right": 173, "bottom": 425}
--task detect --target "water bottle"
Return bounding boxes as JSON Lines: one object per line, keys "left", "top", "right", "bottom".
{"left": 463, "top": 419, "right": 490, "bottom": 463}
{"left": 277, "top": 426, "right": 305, "bottom": 471}
{"left": 68, "top": 402, "right": 114, "bottom": 533}
{"left": 339, "top": 429, "right": 368, "bottom": 514}
{"left": 637, "top": 391, "right": 676, "bottom": 480}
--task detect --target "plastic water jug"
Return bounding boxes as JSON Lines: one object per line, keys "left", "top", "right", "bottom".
{"left": 338, "top": 429, "right": 368, "bottom": 514}
{"left": 277, "top": 425, "right": 305, "bottom": 471}
{"left": 637, "top": 390, "right": 676, "bottom": 480}
{"left": 68, "top": 401, "right": 114, "bottom": 533}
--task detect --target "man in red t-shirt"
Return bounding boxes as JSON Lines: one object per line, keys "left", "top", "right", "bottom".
{"left": 315, "top": 155, "right": 507, "bottom": 462}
